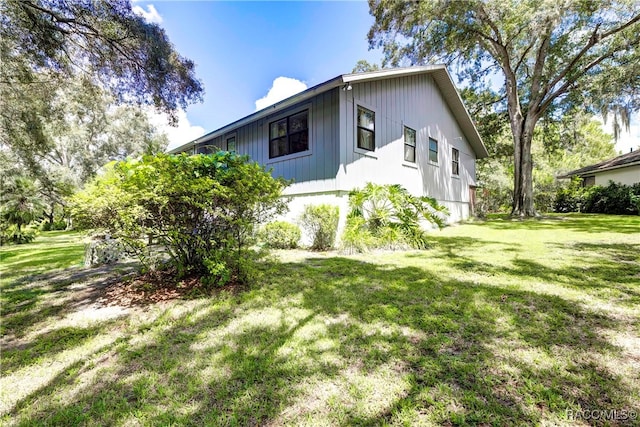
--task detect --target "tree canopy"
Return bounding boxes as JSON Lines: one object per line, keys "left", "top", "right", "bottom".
{"left": 0, "top": 0, "right": 197, "bottom": 230}
{"left": 368, "top": 0, "right": 640, "bottom": 216}
{"left": 1, "top": 0, "right": 203, "bottom": 122}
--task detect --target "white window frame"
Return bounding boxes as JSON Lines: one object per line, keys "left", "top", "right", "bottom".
{"left": 428, "top": 137, "right": 439, "bottom": 165}
{"left": 265, "top": 102, "right": 313, "bottom": 164}
{"left": 452, "top": 147, "right": 460, "bottom": 177}
{"left": 401, "top": 121, "right": 419, "bottom": 168}
{"left": 353, "top": 99, "right": 378, "bottom": 158}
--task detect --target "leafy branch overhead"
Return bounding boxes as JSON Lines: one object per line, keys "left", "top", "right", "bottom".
{"left": 368, "top": 0, "right": 640, "bottom": 216}
{"left": 2, "top": 0, "right": 204, "bottom": 123}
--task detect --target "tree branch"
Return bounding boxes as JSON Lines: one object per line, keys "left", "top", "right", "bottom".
{"left": 529, "top": 24, "right": 552, "bottom": 113}
{"left": 538, "top": 50, "right": 616, "bottom": 114}
{"left": 544, "top": 13, "right": 640, "bottom": 99}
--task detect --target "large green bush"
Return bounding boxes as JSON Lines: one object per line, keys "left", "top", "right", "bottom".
{"left": 554, "top": 179, "right": 640, "bottom": 215}
{"left": 70, "top": 152, "right": 288, "bottom": 284}
{"left": 259, "top": 221, "right": 300, "bottom": 249}
{"left": 299, "top": 204, "right": 339, "bottom": 251}
{"left": 342, "top": 183, "right": 448, "bottom": 253}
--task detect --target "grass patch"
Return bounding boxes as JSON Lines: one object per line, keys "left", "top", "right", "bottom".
{"left": 0, "top": 231, "right": 85, "bottom": 285}
{"left": 1, "top": 215, "right": 639, "bottom": 425}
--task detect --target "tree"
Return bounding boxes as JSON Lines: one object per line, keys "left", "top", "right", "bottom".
{"left": 0, "top": 73, "right": 168, "bottom": 227}
{"left": 70, "top": 153, "right": 288, "bottom": 285}
{"left": 41, "top": 77, "right": 168, "bottom": 186}
{"left": 1, "top": 0, "right": 203, "bottom": 122}
{"left": 368, "top": 1, "right": 640, "bottom": 216}
{"left": 0, "top": 176, "right": 44, "bottom": 232}
{"left": 0, "top": 0, "right": 202, "bottom": 174}
{"left": 352, "top": 60, "right": 380, "bottom": 73}
{"left": 475, "top": 110, "right": 617, "bottom": 213}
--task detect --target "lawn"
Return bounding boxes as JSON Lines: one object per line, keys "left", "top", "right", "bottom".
{"left": 1, "top": 214, "right": 639, "bottom": 426}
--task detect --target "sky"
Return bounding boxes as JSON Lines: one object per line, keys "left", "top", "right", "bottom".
{"left": 133, "top": 1, "right": 382, "bottom": 151}
{"left": 133, "top": 1, "right": 639, "bottom": 155}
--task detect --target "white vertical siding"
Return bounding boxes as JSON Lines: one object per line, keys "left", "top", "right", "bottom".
{"left": 340, "top": 74, "right": 478, "bottom": 222}
{"left": 190, "top": 73, "right": 479, "bottom": 224}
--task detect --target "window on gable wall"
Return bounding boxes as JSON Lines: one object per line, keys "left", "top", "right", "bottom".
{"left": 429, "top": 137, "right": 438, "bottom": 163}
{"left": 269, "top": 110, "right": 309, "bottom": 159}
{"left": 452, "top": 147, "right": 459, "bottom": 175}
{"left": 357, "top": 106, "right": 375, "bottom": 151}
{"left": 404, "top": 126, "right": 416, "bottom": 162}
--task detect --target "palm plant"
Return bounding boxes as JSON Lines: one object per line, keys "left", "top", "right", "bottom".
{"left": 345, "top": 183, "right": 448, "bottom": 251}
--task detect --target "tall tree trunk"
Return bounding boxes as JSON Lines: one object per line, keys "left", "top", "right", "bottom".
{"left": 511, "top": 118, "right": 538, "bottom": 217}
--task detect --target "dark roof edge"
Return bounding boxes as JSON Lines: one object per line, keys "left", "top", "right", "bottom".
{"left": 558, "top": 150, "right": 640, "bottom": 178}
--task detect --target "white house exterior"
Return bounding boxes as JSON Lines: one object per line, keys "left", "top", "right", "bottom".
{"left": 560, "top": 150, "right": 640, "bottom": 187}
{"left": 170, "top": 66, "right": 488, "bottom": 231}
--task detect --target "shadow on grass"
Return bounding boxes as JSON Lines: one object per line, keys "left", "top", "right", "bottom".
{"left": 1, "top": 322, "right": 120, "bottom": 375}
{"left": 7, "top": 255, "right": 638, "bottom": 426}
{"left": 1, "top": 262, "right": 139, "bottom": 338}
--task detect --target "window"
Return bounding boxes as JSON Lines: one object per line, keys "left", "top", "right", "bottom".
{"left": 452, "top": 148, "right": 459, "bottom": 175}
{"left": 269, "top": 110, "right": 309, "bottom": 159}
{"left": 357, "top": 106, "right": 375, "bottom": 151}
{"left": 583, "top": 176, "right": 595, "bottom": 187}
{"left": 226, "top": 136, "right": 236, "bottom": 152}
{"left": 197, "top": 144, "right": 215, "bottom": 154}
{"left": 429, "top": 137, "right": 438, "bottom": 163}
{"left": 403, "top": 126, "right": 416, "bottom": 163}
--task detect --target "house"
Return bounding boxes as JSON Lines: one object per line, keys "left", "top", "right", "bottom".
{"left": 559, "top": 150, "right": 640, "bottom": 187}
{"left": 170, "top": 65, "right": 488, "bottom": 231}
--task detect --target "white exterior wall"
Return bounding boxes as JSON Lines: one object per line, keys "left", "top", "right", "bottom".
{"left": 336, "top": 74, "right": 477, "bottom": 223}
{"left": 277, "top": 191, "right": 350, "bottom": 247}
{"left": 592, "top": 166, "right": 640, "bottom": 186}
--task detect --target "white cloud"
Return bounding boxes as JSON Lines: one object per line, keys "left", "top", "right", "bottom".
{"left": 132, "top": 4, "right": 163, "bottom": 24}
{"left": 146, "top": 109, "right": 205, "bottom": 152}
{"left": 255, "top": 77, "right": 307, "bottom": 111}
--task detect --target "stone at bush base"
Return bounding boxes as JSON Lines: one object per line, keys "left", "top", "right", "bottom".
{"left": 84, "top": 238, "right": 122, "bottom": 267}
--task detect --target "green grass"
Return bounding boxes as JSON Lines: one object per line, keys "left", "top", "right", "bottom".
{"left": 1, "top": 214, "right": 639, "bottom": 426}
{"left": 0, "top": 231, "right": 85, "bottom": 285}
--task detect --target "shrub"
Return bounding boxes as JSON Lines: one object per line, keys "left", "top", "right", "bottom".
{"left": 340, "top": 216, "right": 377, "bottom": 254}
{"left": 260, "top": 221, "right": 300, "bottom": 249}
{"left": 299, "top": 204, "right": 339, "bottom": 251}
{"left": 0, "top": 176, "right": 44, "bottom": 235}
{"left": 341, "top": 183, "right": 447, "bottom": 252}
{"left": 39, "top": 220, "right": 67, "bottom": 231}
{"left": 0, "top": 225, "right": 38, "bottom": 245}
{"left": 70, "top": 152, "right": 288, "bottom": 285}
{"left": 554, "top": 179, "right": 640, "bottom": 215}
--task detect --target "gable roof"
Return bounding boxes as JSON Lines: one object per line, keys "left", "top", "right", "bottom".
{"left": 169, "top": 65, "right": 488, "bottom": 158}
{"left": 559, "top": 150, "right": 640, "bottom": 178}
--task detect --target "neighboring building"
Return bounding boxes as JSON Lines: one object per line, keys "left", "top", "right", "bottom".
{"left": 170, "top": 65, "right": 488, "bottom": 231}
{"left": 560, "top": 150, "right": 640, "bottom": 187}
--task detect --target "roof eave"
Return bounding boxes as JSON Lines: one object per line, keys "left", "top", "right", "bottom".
{"left": 168, "top": 75, "right": 345, "bottom": 154}
{"left": 169, "top": 65, "right": 489, "bottom": 160}
{"left": 560, "top": 160, "right": 640, "bottom": 178}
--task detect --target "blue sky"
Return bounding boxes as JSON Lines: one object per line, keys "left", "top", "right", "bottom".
{"left": 134, "top": 1, "right": 638, "bottom": 153}
{"left": 134, "top": 1, "right": 383, "bottom": 150}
